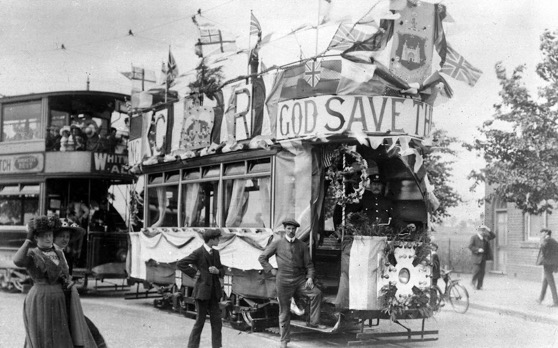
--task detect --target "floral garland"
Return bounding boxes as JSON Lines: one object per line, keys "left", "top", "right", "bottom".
{"left": 381, "top": 238, "right": 436, "bottom": 321}
{"left": 380, "top": 283, "right": 435, "bottom": 321}
{"left": 326, "top": 145, "right": 368, "bottom": 206}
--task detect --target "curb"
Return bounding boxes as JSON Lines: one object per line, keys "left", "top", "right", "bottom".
{"left": 469, "top": 302, "right": 558, "bottom": 326}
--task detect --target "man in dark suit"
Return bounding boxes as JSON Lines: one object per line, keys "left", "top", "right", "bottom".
{"left": 468, "top": 225, "right": 496, "bottom": 290}
{"left": 536, "top": 228, "right": 558, "bottom": 307}
{"left": 259, "top": 218, "right": 324, "bottom": 348}
{"left": 177, "top": 229, "right": 224, "bottom": 348}
{"left": 338, "top": 172, "right": 415, "bottom": 234}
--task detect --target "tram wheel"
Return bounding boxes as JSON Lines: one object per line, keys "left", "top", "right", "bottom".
{"left": 154, "top": 298, "right": 170, "bottom": 309}
{"left": 228, "top": 309, "right": 250, "bottom": 331}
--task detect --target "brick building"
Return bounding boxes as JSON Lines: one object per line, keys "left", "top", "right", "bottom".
{"left": 485, "top": 186, "right": 551, "bottom": 281}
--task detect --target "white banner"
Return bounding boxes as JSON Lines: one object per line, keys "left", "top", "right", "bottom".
{"left": 277, "top": 95, "right": 433, "bottom": 140}
{"left": 348, "top": 235, "right": 386, "bottom": 310}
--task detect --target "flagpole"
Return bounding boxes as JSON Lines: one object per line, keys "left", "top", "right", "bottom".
{"left": 166, "top": 45, "right": 169, "bottom": 103}
{"left": 315, "top": 0, "right": 321, "bottom": 57}
{"left": 247, "top": 10, "right": 252, "bottom": 77}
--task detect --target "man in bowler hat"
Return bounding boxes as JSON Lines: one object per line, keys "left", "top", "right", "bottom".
{"left": 259, "top": 218, "right": 324, "bottom": 348}
{"left": 468, "top": 225, "right": 496, "bottom": 290}
{"left": 536, "top": 228, "right": 558, "bottom": 307}
{"left": 177, "top": 229, "right": 224, "bottom": 348}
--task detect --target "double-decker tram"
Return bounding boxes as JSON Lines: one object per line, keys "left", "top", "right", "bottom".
{"left": 0, "top": 90, "right": 134, "bottom": 292}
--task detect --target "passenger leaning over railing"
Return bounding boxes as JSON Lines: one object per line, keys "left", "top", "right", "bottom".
{"left": 46, "top": 126, "right": 61, "bottom": 151}
{"left": 70, "top": 125, "right": 86, "bottom": 151}
{"left": 84, "top": 124, "right": 102, "bottom": 152}
{"left": 59, "top": 126, "right": 73, "bottom": 152}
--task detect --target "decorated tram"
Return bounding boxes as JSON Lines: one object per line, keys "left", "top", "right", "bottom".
{"left": 0, "top": 90, "right": 134, "bottom": 292}
{"left": 124, "top": 0, "right": 479, "bottom": 342}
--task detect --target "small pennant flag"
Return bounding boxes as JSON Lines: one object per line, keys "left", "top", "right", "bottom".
{"left": 440, "top": 44, "right": 482, "bottom": 87}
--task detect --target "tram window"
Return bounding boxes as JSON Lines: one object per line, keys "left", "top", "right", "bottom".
{"left": 182, "top": 182, "right": 218, "bottom": 227}
{"left": 50, "top": 110, "right": 68, "bottom": 129}
{"left": 49, "top": 198, "right": 62, "bottom": 210}
{"left": 0, "top": 186, "right": 39, "bottom": 226}
{"left": 1, "top": 101, "right": 41, "bottom": 142}
{"left": 148, "top": 174, "right": 164, "bottom": 185}
{"left": 248, "top": 158, "right": 271, "bottom": 174}
{"left": 224, "top": 162, "right": 246, "bottom": 176}
{"left": 183, "top": 169, "right": 201, "bottom": 180}
{"left": 165, "top": 171, "right": 180, "bottom": 183}
{"left": 202, "top": 166, "right": 220, "bottom": 178}
{"left": 147, "top": 185, "right": 178, "bottom": 227}
{"left": 223, "top": 177, "right": 270, "bottom": 228}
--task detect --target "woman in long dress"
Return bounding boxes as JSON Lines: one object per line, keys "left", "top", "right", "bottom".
{"left": 54, "top": 218, "right": 107, "bottom": 348}
{"left": 13, "top": 215, "right": 97, "bottom": 348}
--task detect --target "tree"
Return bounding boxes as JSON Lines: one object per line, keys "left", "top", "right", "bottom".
{"left": 424, "top": 128, "right": 462, "bottom": 224}
{"left": 465, "top": 29, "right": 558, "bottom": 215}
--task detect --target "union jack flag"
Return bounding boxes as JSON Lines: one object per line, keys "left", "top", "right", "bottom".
{"left": 304, "top": 60, "right": 322, "bottom": 88}
{"left": 440, "top": 45, "right": 482, "bottom": 87}
{"left": 166, "top": 49, "right": 178, "bottom": 86}
{"left": 327, "top": 24, "right": 371, "bottom": 51}
{"left": 250, "top": 12, "right": 261, "bottom": 37}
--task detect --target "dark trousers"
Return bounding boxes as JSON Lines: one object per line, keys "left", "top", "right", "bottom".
{"left": 472, "top": 259, "right": 486, "bottom": 289}
{"left": 540, "top": 265, "right": 558, "bottom": 305}
{"left": 188, "top": 297, "right": 222, "bottom": 348}
{"left": 277, "top": 276, "right": 322, "bottom": 344}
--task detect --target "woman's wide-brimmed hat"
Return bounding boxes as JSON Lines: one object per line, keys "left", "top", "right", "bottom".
{"left": 55, "top": 218, "right": 86, "bottom": 242}
{"left": 28, "top": 215, "right": 62, "bottom": 237}
{"left": 59, "top": 125, "right": 71, "bottom": 136}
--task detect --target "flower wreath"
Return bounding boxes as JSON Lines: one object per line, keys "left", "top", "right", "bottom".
{"left": 326, "top": 144, "right": 368, "bottom": 206}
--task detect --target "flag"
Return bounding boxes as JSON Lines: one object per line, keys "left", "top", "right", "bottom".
{"left": 121, "top": 66, "right": 156, "bottom": 82}
{"left": 279, "top": 59, "right": 342, "bottom": 101}
{"left": 336, "top": 58, "right": 378, "bottom": 95}
{"left": 434, "top": 4, "right": 448, "bottom": 67}
{"left": 327, "top": 24, "right": 376, "bottom": 51}
{"left": 265, "top": 70, "right": 286, "bottom": 135}
{"left": 193, "top": 16, "right": 238, "bottom": 57}
{"left": 211, "top": 90, "right": 225, "bottom": 144}
{"left": 342, "top": 20, "right": 394, "bottom": 53}
{"left": 250, "top": 12, "right": 261, "bottom": 37}
{"left": 252, "top": 76, "right": 266, "bottom": 136}
{"left": 421, "top": 70, "right": 453, "bottom": 99}
{"left": 342, "top": 52, "right": 409, "bottom": 91}
{"left": 166, "top": 49, "right": 178, "bottom": 86}
{"left": 440, "top": 45, "right": 482, "bottom": 87}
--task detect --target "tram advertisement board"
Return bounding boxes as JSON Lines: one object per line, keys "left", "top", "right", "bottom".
{"left": 0, "top": 153, "right": 44, "bottom": 174}
{"left": 276, "top": 95, "right": 433, "bottom": 140}
{"left": 92, "top": 153, "right": 128, "bottom": 174}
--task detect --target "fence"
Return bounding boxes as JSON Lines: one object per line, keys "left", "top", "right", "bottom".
{"left": 434, "top": 233, "right": 474, "bottom": 274}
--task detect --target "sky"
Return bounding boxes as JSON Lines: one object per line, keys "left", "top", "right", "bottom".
{"left": 1, "top": 0, "right": 557, "bottom": 223}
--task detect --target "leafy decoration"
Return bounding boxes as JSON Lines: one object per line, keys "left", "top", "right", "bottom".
{"left": 380, "top": 284, "right": 435, "bottom": 322}
{"left": 325, "top": 144, "right": 368, "bottom": 206}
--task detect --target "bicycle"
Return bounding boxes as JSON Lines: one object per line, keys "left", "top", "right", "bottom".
{"left": 432, "top": 269, "right": 469, "bottom": 314}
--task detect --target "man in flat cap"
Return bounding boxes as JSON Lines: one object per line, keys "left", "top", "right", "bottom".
{"left": 259, "top": 218, "right": 324, "bottom": 348}
{"left": 468, "top": 225, "right": 496, "bottom": 290}
{"left": 177, "top": 229, "right": 224, "bottom": 348}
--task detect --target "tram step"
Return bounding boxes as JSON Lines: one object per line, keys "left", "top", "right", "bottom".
{"left": 290, "top": 319, "right": 335, "bottom": 333}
